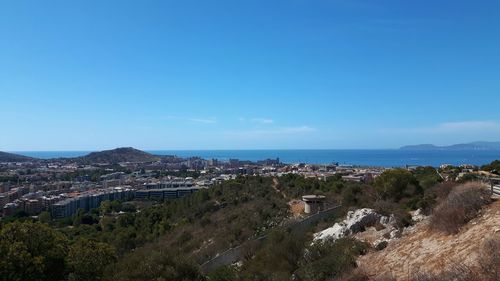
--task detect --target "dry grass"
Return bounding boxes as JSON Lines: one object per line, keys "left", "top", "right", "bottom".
{"left": 332, "top": 267, "right": 369, "bottom": 281}
{"left": 429, "top": 183, "right": 491, "bottom": 234}
{"left": 410, "top": 263, "right": 479, "bottom": 281}
{"left": 356, "top": 194, "right": 500, "bottom": 280}
{"left": 477, "top": 235, "right": 500, "bottom": 280}
{"left": 363, "top": 235, "right": 500, "bottom": 281}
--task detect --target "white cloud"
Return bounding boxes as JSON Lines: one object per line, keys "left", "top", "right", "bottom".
{"left": 238, "top": 117, "right": 274, "bottom": 124}
{"left": 166, "top": 116, "right": 217, "bottom": 124}
{"left": 250, "top": 118, "right": 274, "bottom": 124}
{"left": 186, "top": 118, "right": 217, "bottom": 124}
{"left": 225, "top": 126, "right": 316, "bottom": 139}
{"left": 434, "top": 121, "right": 500, "bottom": 132}
{"left": 379, "top": 120, "right": 500, "bottom": 134}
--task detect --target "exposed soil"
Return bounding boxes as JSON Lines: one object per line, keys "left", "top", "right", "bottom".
{"left": 357, "top": 199, "right": 500, "bottom": 280}
{"left": 289, "top": 200, "right": 305, "bottom": 218}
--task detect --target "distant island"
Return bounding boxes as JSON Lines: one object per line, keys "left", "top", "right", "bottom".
{"left": 400, "top": 141, "right": 500, "bottom": 151}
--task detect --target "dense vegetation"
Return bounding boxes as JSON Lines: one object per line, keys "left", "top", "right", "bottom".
{"left": 0, "top": 166, "right": 470, "bottom": 281}
{"left": 430, "top": 183, "right": 491, "bottom": 234}
{"left": 0, "top": 151, "right": 33, "bottom": 162}
{"left": 482, "top": 160, "right": 500, "bottom": 175}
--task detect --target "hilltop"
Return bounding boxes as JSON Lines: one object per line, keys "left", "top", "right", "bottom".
{"left": 0, "top": 151, "right": 34, "bottom": 162}
{"left": 76, "top": 147, "right": 160, "bottom": 164}
{"left": 401, "top": 141, "right": 500, "bottom": 151}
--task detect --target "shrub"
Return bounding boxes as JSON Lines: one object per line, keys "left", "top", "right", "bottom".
{"left": 372, "top": 200, "right": 412, "bottom": 228}
{"left": 374, "top": 169, "right": 421, "bottom": 201}
{"left": 335, "top": 269, "right": 396, "bottom": 281}
{"left": 429, "top": 183, "right": 491, "bottom": 234}
{"left": 207, "top": 265, "right": 238, "bottom": 281}
{"left": 481, "top": 160, "right": 500, "bottom": 175}
{"left": 333, "top": 268, "right": 369, "bottom": 281}
{"left": 410, "top": 236, "right": 499, "bottom": 281}
{"left": 478, "top": 235, "right": 500, "bottom": 280}
{"left": 238, "top": 229, "right": 306, "bottom": 280}
{"left": 103, "top": 247, "right": 204, "bottom": 281}
{"left": 411, "top": 263, "right": 480, "bottom": 281}
{"left": 374, "top": 241, "right": 388, "bottom": 251}
{"left": 413, "top": 166, "right": 443, "bottom": 189}
{"left": 0, "top": 222, "right": 69, "bottom": 281}
{"left": 295, "top": 238, "right": 368, "bottom": 281}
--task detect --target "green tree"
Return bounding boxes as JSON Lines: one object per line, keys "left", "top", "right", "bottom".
{"left": 239, "top": 229, "right": 306, "bottom": 280}
{"left": 104, "top": 247, "right": 204, "bottom": 281}
{"left": 120, "top": 203, "right": 136, "bottom": 213}
{"left": 413, "top": 166, "right": 443, "bottom": 189}
{"left": 67, "top": 239, "right": 117, "bottom": 281}
{"left": 295, "top": 238, "right": 368, "bottom": 281}
{"left": 482, "top": 160, "right": 500, "bottom": 174}
{"left": 0, "top": 222, "right": 68, "bottom": 281}
{"left": 207, "top": 265, "right": 238, "bottom": 281}
{"left": 374, "top": 169, "right": 421, "bottom": 201}
{"left": 100, "top": 200, "right": 112, "bottom": 215}
{"left": 38, "top": 211, "right": 52, "bottom": 224}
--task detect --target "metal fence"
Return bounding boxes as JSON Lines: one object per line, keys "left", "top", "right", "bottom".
{"left": 199, "top": 204, "right": 342, "bottom": 273}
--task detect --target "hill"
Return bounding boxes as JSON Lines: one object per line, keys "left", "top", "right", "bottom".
{"left": 401, "top": 141, "right": 500, "bottom": 151}
{"left": 355, "top": 184, "right": 499, "bottom": 280}
{"left": 0, "top": 151, "right": 35, "bottom": 162}
{"left": 78, "top": 147, "right": 160, "bottom": 163}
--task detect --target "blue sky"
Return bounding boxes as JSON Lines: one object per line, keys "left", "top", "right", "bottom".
{"left": 1, "top": 0, "right": 499, "bottom": 150}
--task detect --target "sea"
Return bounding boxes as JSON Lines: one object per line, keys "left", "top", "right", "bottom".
{"left": 11, "top": 150, "right": 500, "bottom": 168}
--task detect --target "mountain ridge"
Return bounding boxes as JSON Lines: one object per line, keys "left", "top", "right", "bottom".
{"left": 76, "top": 147, "right": 160, "bottom": 164}
{"left": 400, "top": 141, "right": 500, "bottom": 151}
{"left": 0, "top": 151, "right": 35, "bottom": 162}
{"left": 0, "top": 147, "right": 161, "bottom": 163}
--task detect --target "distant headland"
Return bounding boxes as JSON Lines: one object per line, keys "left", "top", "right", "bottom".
{"left": 400, "top": 141, "right": 500, "bottom": 151}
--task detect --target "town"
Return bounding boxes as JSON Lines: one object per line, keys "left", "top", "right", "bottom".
{"left": 1, "top": 148, "right": 496, "bottom": 220}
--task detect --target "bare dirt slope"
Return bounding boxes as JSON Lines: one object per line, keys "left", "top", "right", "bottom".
{"left": 357, "top": 199, "right": 500, "bottom": 280}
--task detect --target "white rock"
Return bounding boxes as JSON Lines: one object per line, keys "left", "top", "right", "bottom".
{"left": 380, "top": 214, "right": 397, "bottom": 228}
{"left": 373, "top": 238, "right": 389, "bottom": 250}
{"left": 411, "top": 208, "right": 426, "bottom": 222}
{"left": 389, "top": 229, "right": 402, "bottom": 239}
{"left": 314, "top": 208, "right": 381, "bottom": 241}
{"left": 314, "top": 222, "right": 349, "bottom": 240}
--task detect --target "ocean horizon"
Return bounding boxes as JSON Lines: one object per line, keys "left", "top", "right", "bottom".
{"left": 10, "top": 149, "right": 500, "bottom": 168}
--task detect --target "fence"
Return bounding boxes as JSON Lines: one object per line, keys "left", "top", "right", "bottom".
{"left": 199, "top": 204, "right": 342, "bottom": 273}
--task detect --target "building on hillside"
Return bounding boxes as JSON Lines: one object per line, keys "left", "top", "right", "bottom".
{"left": 51, "top": 187, "right": 135, "bottom": 219}
{"left": 302, "top": 195, "right": 326, "bottom": 214}
{"left": 134, "top": 186, "right": 202, "bottom": 201}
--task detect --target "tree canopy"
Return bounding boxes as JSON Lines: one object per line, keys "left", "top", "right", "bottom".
{"left": 0, "top": 222, "right": 68, "bottom": 281}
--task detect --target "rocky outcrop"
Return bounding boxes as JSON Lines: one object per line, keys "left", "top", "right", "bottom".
{"left": 314, "top": 208, "right": 429, "bottom": 251}
{"left": 410, "top": 208, "right": 426, "bottom": 222}
{"left": 314, "top": 208, "right": 396, "bottom": 241}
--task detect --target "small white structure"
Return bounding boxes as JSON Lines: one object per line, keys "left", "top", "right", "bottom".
{"left": 302, "top": 195, "right": 326, "bottom": 214}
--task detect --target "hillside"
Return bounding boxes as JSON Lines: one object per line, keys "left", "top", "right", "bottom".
{"left": 356, "top": 199, "right": 500, "bottom": 280}
{"left": 0, "top": 151, "right": 35, "bottom": 162}
{"left": 401, "top": 141, "right": 500, "bottom": 151}
{"left": 77, "top": 147, "right": 160, "bottom": 163}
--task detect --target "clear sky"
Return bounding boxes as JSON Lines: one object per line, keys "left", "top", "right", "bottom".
{"left": 1, "top": 0, "right": 499, "bottom": 150}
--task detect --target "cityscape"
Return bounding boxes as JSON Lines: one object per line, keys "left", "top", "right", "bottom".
{"left": 2, "top": 147, "right": 498, "bottom": 220}
{"left": 1, "top": 0, "right": 500, "bottom": 281}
